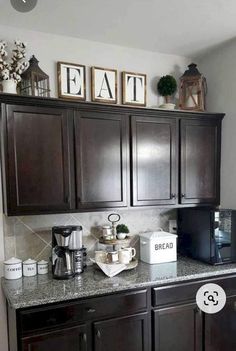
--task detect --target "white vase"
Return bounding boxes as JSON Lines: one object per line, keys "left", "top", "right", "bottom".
{"left": 1, "top": 79, "right": 17, "bottom": 94}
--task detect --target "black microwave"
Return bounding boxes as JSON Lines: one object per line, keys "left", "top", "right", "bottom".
{"left": 177, "top": 208, "right": 236, "bottom": 265}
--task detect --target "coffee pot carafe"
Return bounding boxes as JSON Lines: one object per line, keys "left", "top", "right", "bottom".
{"left": 52, "top": 226, "right": 86, "bottom": 279}
{"left": 53, "top": 247, "right": 73, "bottom": 279}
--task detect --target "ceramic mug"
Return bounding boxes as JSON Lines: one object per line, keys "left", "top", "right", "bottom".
{"left": 118, "top": 249, "right": 130, "bottom": 264}
{"left": 107, "top": 251, "right": 119, "bottom": 263}
{"left": 125, "top": 247, "right": 136, "bottom": 261}
{"left": 118, "top": 247, "right": 136, "bottom": 264}
{"left": 95, "top": 251, "right": 107, "bottom": 263}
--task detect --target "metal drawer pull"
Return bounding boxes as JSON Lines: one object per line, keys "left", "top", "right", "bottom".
{"left": 87, "top": 308, "right": 96, "bottom": 313}
{"left": 65, "top": 196, "right": 70, "bottom": 204}
{"left": 82, "top": 333, "right": 87, "bottom": 343}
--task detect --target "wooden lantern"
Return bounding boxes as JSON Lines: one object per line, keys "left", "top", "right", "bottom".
{"left": 19, "top": 55, "right": 50, "bottom": 97}
{"left": 179, "top": 63, "right": 207, "bottom": 111}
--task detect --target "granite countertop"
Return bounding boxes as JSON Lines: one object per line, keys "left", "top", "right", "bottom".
{"left": 2, "top": 256, "right": 236, "bottom": 309}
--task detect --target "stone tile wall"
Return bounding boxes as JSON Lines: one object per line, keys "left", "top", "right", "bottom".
{"left": 3, "top": 209, "right": 176, "bottom": 262}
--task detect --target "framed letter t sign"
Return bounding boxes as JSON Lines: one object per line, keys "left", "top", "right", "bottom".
{"left": 57, "top": 62, "right": 86, "bottom": 100}
{"left": 122, "top": 71, "right": 146, "bottom": 106}
{"left": 91, "top": 67, "right": 117, "bottom": 104}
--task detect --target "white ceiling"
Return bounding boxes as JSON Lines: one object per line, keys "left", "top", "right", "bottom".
{"left": 0, "top": 0, "right": 236, "bottom": 57}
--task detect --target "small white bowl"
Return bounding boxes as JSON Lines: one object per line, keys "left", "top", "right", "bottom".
{"left": 116, "top": 233, "right": 127, "bottom": 240}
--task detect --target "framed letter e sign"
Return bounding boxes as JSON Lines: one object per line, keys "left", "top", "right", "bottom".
{"left": 57, "top": 62, "right": 86, "bottom": 100}
{"left": 91, "top": 67, "right": 117, "bottom": 104}
{"left": 122, "top": 71, "right": 146, "bottom": 106}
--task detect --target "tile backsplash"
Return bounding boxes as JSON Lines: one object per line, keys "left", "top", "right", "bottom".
{"left": 3, "top": 209, "right": 176, "bottom": 261}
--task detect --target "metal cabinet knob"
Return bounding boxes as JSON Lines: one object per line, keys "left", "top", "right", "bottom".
{"left": 181, "top": 193, "right": 186, "bottom": 198}
{"left": 96, "top": 329, "right": 101, "bottom": 339}
{"left": 171, "top": 193, "right": 176, "bottom": 199}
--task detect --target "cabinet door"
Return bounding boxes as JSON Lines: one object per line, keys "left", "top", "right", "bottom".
{"left": 205, "top": 296, "right": 236, "bottom": 351}
{"left": 180, "top": 118, "right": 221, "bottom": 204}
{"left": 3, "top": 104, "right": 75, "bottom": 215}
{"left": 154, "top": 303, "right": 202, "bottom": 351}
{"left": 93, "top": 312, "right": 149, "bottom": 351}
{"left": 74, "top": 111, "right": 128, "bottom": 209}
{"left": 131, "top": 116, "right": 177, "bottom": 206}
{"left": 21, "top": 324, "right": 88, "bottom": 351}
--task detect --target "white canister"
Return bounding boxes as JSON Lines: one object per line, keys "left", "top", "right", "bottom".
{"left": 23, "top": 259, "right": 37, "bottom": 277}
{"left": 140, "top": 230, "right": 177, "bottom": 264}
{"left": 4, "top": 257, "right": 22, "bottom": 280}
{"left": 37, "top": 260, "right": 48, "bottom": 275}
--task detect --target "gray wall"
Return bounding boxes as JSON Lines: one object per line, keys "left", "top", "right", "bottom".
{"left": 198, "top": 38, "right": 236, "bottom": 208}
{"left": 0, "top": 24, "right": 190, "bottom": 106}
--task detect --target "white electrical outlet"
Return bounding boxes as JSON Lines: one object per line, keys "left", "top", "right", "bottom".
{"left": 169, "top": 220, "right": 177, "bottom": 234}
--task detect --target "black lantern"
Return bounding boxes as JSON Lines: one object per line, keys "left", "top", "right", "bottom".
{"left": 19, "top": 55, "right": 50, "bottom": 97}
{"left": 179, "top": 63, "right": 207, "bottom": 111}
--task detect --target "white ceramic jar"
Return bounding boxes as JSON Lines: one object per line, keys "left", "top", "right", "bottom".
{"left": 23, "top": 258, "right": 37, "bottom": 277}
{"left": 37, "top": 260, "right": 48, "bottom": 275}
{"left": 4, "top": 257, "right": 22, "bottom": 280}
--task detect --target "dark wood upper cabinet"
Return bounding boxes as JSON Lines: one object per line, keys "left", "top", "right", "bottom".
{"left": 154, "top": 303, "right": 202, "bottom": 351}
{"left": 2, "top": 104, "right": 75, "bottom": 215}
{"left": 21, "top": 324, "right": 88, "bottom": 351}
{"left": 0, "top": 95, "right": 224, "bottom": 215}
{"left": 180, "top": 118, "right": 221, "bottom": 205}
{"left": 93, "top": 312, "right": 149, "bottom": 351}
{"left": 74, "top": 111, "right": 128, "bottom": 209}
{"left": 131, "top": 116, "right": 177, "bottom": 206}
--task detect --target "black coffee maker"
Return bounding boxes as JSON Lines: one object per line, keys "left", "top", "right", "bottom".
{"left": 52, "top": 226, "right": 87, "bottom": 279}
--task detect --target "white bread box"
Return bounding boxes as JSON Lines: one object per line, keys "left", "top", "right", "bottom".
{"left": 140, "top": 230, "right": 177, "bottom": 264}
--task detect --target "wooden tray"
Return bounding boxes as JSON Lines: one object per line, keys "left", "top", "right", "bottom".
{"left": 125, "top": 259, "right": 138, "bottom": 270}
{"left": 99, "top": 236, "right": 132, "bottom": 245}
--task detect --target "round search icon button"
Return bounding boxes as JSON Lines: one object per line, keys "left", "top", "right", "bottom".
{"left": 196, "top": 283, "right": 226, "bottom": 314}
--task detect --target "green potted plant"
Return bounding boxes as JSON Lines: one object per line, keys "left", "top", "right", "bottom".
{"left": 116, "top": 224, "right": 129, "bottom": 240}
{"left": 157, "top": 75, "right": 177, "bottom": 110}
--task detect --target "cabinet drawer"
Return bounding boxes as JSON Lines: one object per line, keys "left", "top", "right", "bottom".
{"left": 18, "top": 289, "right": 148, "bottom": 335}
{"left": 152, "top": 275, "right": 236, "bottom": 307}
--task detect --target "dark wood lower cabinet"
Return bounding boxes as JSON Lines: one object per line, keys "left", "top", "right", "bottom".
{"left": 153, "top": 303, "right": 202, "bottom": 351}
{"left": 205, "top": 295, "right": 236, "bottom": 351}
{"left": 21, "top": 324, "right": 88, "bottom": 351}
{"left": 93, "top": 313, "right": 149, "bottom": 351}
{"left": 9, "top": 277, "right": 236, "bottom": 351}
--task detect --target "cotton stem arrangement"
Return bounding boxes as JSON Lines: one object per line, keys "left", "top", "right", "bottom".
{"left": 0, "top": 40, "right": 29, "bottom": 82}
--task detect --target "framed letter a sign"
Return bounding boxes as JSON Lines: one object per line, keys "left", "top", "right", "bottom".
{"left": 122, "top": 71, "right": 146, "bottom": 106}
{"left": 57, "top": 62, "right": 86, "bottom": 100}
{"left": 91, "top": 67, "right": 117, "bottom": 104}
